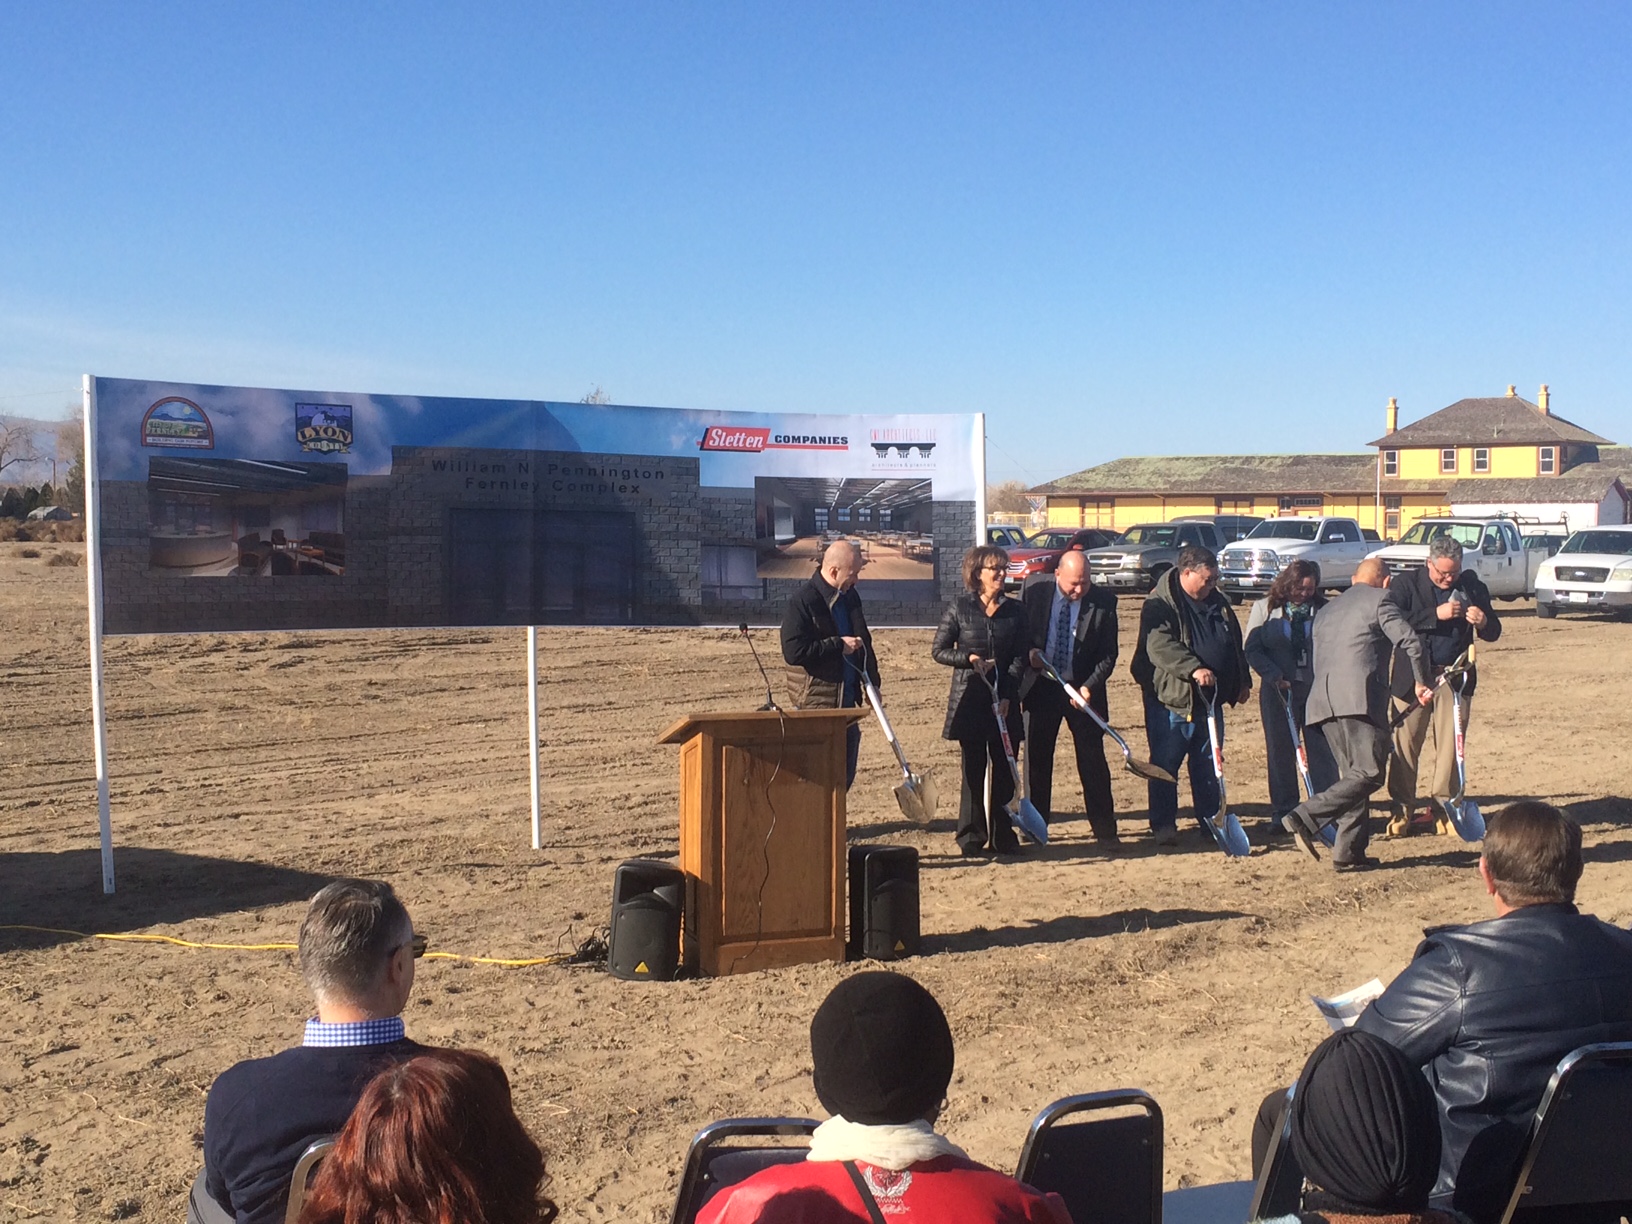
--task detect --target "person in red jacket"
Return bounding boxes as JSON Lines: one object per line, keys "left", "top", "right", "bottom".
{"left": 697, "top": 972, "right": 1072, "bottom": 1224}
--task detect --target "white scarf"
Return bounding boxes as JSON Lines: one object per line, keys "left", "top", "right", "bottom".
{"left": 805, "top": 1116, "right": 967, "bottom": 1171}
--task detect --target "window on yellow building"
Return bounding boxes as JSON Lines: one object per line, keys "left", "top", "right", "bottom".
{"left": 1474, "top": 448, "right": 1489, "bottom": 473}
{"left": 1384, "top": 494, "right": 1401, "bottom": 538}
{"left": 1440, "top": 448, "right": 1457, "bottom": 473}
{"left": 1540, "top": 446, "right": 1556, "bottom": 475}
{"left": 1383, "top": 450, "right": 1398, "bottom": 476}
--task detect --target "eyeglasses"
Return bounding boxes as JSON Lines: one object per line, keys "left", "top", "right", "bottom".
{"left": 405, "top": 933, "right": 428, "bottom": 959}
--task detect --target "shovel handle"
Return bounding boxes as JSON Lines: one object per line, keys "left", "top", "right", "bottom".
{"left": 861, "top": 677, "right": 916, "bottom": 778}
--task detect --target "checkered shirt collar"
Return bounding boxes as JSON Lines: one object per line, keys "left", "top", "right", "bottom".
{"left": 302, "top": 1015, "right": 406, "bottom": 1048}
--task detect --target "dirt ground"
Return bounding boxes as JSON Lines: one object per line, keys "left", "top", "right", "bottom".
{"left": 3, "top": 543, "right": 1630, "bottom": 1222}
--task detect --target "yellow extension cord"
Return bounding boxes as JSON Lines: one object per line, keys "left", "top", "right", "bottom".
{"left": 0, "top": 925, "right": 572, "bottom": 968}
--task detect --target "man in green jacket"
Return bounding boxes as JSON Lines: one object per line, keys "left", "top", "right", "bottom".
{"left": 1130, "top": 546, "right": 1251, "bottom": 846}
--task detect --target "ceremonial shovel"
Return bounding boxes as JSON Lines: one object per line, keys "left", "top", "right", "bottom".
{"left": 1441, "top": 671, "right": 1485, "bottom": 843}
{"left": 1200, "top": 686, "right": 1252, "bottom": 858}
{"left": 859, "top": 674, "right": 938, "bottom": 825}
{"left": 1035, "top": 658, "right": 1175, "bottom": 784}
{"left": 980, "top": 669, "right": 1049, "bottom": 845}
{"left": 1275, "top": 685, "right": 1337, "bottom": 848}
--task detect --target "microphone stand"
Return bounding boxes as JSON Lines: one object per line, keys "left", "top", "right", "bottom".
{"left": 738, "top": 623, "right": 782, "bottom": 712}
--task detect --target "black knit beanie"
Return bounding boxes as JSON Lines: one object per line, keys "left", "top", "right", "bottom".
{"left": 809, "top": 972, "right": 955, "bottom": 1125}
{"left": 1290, "top": 1029, "right": 1441, "bottom": 1213}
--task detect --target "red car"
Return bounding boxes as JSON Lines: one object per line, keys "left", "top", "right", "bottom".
{"left": 1003, "top": 528, "right": 1116, "bottom": 590}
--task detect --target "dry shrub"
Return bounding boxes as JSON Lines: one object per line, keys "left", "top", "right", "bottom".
{"left": 47, "top": 550, "right": 82, "bottom": 567}
{"left": 50, "top": 519, "right": 87, "bottom": 543}
{"left": 0, "top": 520, "right": 19, "bottom": 543}
{"left": 19, "top": 547, "right": 41, "bottom": 559}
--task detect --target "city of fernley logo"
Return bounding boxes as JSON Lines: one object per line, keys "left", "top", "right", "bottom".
{"left": 295, "top": 403, "right": 353, "bottom": 453}
{"left": 141, "top": 397, "right": 215, "bottom": 449}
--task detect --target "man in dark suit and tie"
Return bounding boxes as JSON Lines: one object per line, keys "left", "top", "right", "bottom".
{"left": 1020, "top": 549, "right": 1121, "bottom": 845}
{"left": 1284, "top": 558, "right": 1434, "bottom": 870}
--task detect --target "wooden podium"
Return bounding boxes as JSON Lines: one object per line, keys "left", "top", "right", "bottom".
{"left": 658, "top": 709, "right": 864, "bottom": 977}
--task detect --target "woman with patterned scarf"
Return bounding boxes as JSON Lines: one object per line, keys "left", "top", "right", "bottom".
{"left": 698, "top": 972, "right": 1071, "bottom": 1224}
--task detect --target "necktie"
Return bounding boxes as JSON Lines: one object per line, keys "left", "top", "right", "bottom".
{"left": 1051, "top": 595, "right": 1073, "bottom": 679}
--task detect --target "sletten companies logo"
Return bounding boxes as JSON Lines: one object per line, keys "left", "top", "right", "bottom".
{"left": 698, "top": 427, "right": 770, "bottom": 452}
{"left": 698, "top": 426, "right": 850, "bottom": 452}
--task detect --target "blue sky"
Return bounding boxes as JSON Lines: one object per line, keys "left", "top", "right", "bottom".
{"left": 3, "top": 3, "right": 1629, "bottom": 485}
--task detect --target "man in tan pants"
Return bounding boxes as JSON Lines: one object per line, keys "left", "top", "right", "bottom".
{"left": 1383, "top": 535, "right": 1501, "bottom": 835}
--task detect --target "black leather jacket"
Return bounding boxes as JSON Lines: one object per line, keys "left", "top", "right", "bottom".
{"left": 931, "top": 593, "right": 1032, "bottom": 741}
{"left": 1354, "top": 903, "right": 1632, "bottom": 1219}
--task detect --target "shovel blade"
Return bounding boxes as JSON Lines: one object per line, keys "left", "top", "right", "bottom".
{"left": 1318, "top": 822, "right": 1337, "bottom": 848}
{"left": 1442, "top": 796, "right": 1485, "bottom": 843}
{"left": 1008, "top": 797, "right": 1049, "bottom": 845}
{"left": 892, "top": 770, "right": 938, "bottom": 826}
{"left": 1217, "top": 811, "right": 1252, "bottom": 858}
{"left": 1124, "top": 755, "right": 1177, "bottom": 784}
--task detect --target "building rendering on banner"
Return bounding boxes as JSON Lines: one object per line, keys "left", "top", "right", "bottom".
{"left": 1033, "top": 386, "right": 1631, "bottom": 537}
{"left": 91, "top": 377, "right": 981, "bottom": 635}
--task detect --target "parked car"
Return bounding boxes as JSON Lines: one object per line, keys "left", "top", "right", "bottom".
{"left": 1361, "top": 528, "right": 1382, "bottom": 543}
{"left": 1534, "top": 526, "right": 1632, "bottom": 619}
{"left": 1367, "top": 517, "right": 1546, "bottom": 599}
{"left": 1002, "top": 528, "right": 1116, "bottom": 590}
{"left": 987, "top": 524, "right": 1030, "bottom": 548}
{"left": 1172, "top": 513, "right": 1263, "bottom": 542}
{"left": 1522, "top": 530, "right": 1568, "bottom": 558}
{"left": 1083, "top": 521, "right": 1227, "bottom": 594}
{"left": 1218, "top": 516, "right": 1373, "bottom": 597}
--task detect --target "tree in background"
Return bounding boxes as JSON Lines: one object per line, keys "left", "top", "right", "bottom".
{"left": 37, "top": 482, "right": 55, "bottom": 506}
{"left": 579, "top": 386, "right": 612, "bottom": 404}
{"left": 0, "top": 487, "right": 21, "bottom": 518}
{"left": 986, "top": 480, "right": 1033, "bottom": 515}
{"left": 57, "top": 418, "right": 85, "bottom": 513}
{"left": 0, "top": 417, "right": 37, "bottom": 478}
{"left": 21, "top": 485, "right": 40, "bottom": 516}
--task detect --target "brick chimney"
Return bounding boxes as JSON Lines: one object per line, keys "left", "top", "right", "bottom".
{"left": 1506, "top": 385, "right": 1517, "bottom": 397}
{"left": 1385, "top": 396, "right": 1399, "bottom": 434}
{"left": 1538, "top": 384, "right": 1550, "bottom": 415}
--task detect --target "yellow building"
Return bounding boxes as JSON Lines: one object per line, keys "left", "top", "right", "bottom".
{"left": 1034, "top": 386, "right": 1630, "bottom": 536}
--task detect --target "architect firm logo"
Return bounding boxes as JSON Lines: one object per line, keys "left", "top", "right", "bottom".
{"left": 295, "top": 403, "right": 353, "bottom": 453}
{"left": 869, "top": 427, "right": 936, "bottom": 460}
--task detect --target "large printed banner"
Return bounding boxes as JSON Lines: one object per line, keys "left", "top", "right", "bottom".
{"left": 90, "top": 377, "right": 982, "bottom": 634}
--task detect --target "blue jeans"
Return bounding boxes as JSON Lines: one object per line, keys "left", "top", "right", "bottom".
{"left": 1142, "top": 691, "right": 1221, "bottom": 833}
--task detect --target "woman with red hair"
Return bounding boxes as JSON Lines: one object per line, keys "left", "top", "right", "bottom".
{"left": 298, "top": 1048, "right": 558, "bottom": 1224}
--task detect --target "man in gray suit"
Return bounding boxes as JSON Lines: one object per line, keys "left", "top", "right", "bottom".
{"left": 1284, "top": 559, "right": 1433, "bottom": 870}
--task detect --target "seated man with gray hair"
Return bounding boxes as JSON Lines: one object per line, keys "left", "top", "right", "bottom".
{"left": 191, "top": 879, "right": 426, "bottom": 1224}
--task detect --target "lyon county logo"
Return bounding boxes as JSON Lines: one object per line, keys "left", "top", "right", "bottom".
{"left": 295, "top": 403, "right": 353, "bottom": 453}
{"left": 141, "top": 397, "right": 215, "bottom": 449}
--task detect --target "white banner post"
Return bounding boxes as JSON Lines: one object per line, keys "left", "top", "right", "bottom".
{"left": 82, "top": 375, "right": 115, "bottom": 894}
{"left": 527, "top": 625, "right": 541, "bottom": 850}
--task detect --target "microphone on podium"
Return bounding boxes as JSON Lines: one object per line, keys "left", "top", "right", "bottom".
{"left": 738, "top": 623, "right": 782, "bottom": 713}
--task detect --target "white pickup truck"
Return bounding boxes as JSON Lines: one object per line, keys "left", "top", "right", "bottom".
{"left": 1218, "top": 516, "right": 1373, "bottom": 598}
{"left": 1367, "top": 518, "right": 1546, "bottom": 599}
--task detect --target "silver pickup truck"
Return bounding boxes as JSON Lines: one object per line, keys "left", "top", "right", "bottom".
{"left": 1368, "top": 518, "right": 1546, "bottom": 599}
{"left": 1083, "top": 520, "right": 1226, "bottom": 594}
{"left": 1218, "top": 516, "right": 1372, "bottom": 598}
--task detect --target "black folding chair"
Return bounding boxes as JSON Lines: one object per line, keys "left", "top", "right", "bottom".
{"left": 670, "top": 1117, "right": 820, "bottom": 1224}
{"left": 1014, "top": 1090, "right": 1163, "bottom": 1224}
{"left": 1246, "top": 1083, "right": 1304, "bottom": 1221}
{"left": 1499, "top": 1042, "right": 1632, "bottom": 1224}
{"left": 283, "top": 1136, "right": 336, "bottom": 1224}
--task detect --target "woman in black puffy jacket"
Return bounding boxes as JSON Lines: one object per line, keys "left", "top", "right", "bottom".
{"left": 932, "top": 545, "right": 1035, "bottom": 856}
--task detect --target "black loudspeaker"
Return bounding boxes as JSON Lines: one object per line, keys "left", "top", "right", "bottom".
{"left": 847, "top": 845, "right": 920, "bottom": 961}
{"left": 608, "top": 859, "right": 684, "bottom": 981}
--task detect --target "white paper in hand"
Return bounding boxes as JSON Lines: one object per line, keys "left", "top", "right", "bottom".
{"left": 1310, "top": 978, "right": 1385, "bottom": 1032}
